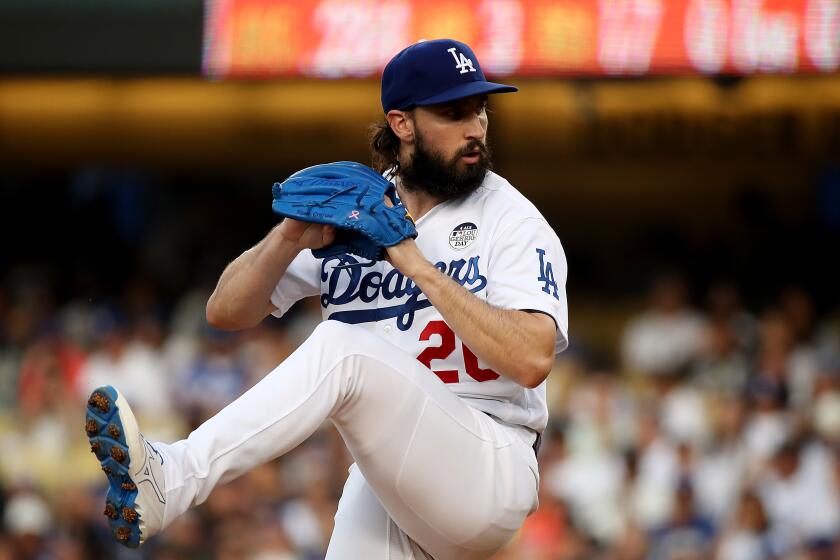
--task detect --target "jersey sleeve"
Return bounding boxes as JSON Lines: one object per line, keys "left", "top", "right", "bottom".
{"left": 486, "top": 217, "right": 569, "bottom": 353}
{"left": 269, "top": 249, "right": 322, "bottom": 318}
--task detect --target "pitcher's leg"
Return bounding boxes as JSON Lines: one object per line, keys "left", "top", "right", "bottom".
{"left": 327, "top": 348, "right": 539, "bottom": 559}
{"left": 158, "top": 321, "right": 373, "bottom": 525}
{"left": 147, "top": 320, "right": 535, "bottom": 556}
{"left": 325, "top": 465, "right": 432, "bottom": 560}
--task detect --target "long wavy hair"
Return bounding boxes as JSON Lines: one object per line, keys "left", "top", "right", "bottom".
{"left": 368, "top": 119, "right": 402, "bottom": 177}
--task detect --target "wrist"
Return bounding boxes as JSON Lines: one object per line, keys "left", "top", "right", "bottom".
{"left": 404, "top": 257, "right": 439, "bottom": 285}
{"left": 388, "top": 239, "right": 427, "bottom": 278}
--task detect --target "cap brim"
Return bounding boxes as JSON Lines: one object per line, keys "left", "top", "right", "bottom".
{"left": 414, "top": 81, "right": 518, "bottom": 107}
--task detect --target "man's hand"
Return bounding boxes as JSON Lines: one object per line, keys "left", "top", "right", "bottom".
{"left": 382, "top": 193, "right": 429, "bottom": 278}
{"left": 278, "top": 218, "right": 336, "bottom": 251}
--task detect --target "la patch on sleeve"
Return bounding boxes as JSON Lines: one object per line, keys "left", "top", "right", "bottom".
{"left": 536, "top": 248, "right": 559, "bottom": 300}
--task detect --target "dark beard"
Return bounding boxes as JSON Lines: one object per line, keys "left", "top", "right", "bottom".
{"left": 398, "top": 133, "right": 492, "bottom": 199}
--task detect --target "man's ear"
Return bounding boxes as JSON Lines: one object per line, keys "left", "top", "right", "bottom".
{"left": 386, "top": 110, "right": 414, "bottom": 143}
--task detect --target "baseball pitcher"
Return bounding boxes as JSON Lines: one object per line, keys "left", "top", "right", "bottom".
{"left": 85, "top": 38, "right": 569, "bottom": 560}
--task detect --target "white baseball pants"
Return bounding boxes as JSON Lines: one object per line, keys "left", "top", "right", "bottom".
{"left": 156, "top": 320, "right": 539, "bottom": 559}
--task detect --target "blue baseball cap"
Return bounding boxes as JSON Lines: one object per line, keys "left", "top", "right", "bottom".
{"left": 381, "top": 39, "right": 518, "bottom": 113}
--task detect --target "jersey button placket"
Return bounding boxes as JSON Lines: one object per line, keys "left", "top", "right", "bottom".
{"left": 376, "top": 261, "right": 392, "bottom": 335}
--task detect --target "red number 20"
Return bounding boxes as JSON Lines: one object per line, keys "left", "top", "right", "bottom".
{"left": 416, "top": 321, "right": 500, "bottom": 384}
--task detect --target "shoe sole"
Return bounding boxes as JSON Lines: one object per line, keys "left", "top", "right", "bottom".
{"left": 85, "top": 385, "right": 143, "bottom": 548}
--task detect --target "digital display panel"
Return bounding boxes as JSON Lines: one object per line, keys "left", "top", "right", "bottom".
{"left": 204, "top": 0, "right": 840, "bottom": 78}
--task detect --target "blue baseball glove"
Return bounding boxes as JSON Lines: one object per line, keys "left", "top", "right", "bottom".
{"left": 272, "top": 161, "right": 417, "bottom": 261}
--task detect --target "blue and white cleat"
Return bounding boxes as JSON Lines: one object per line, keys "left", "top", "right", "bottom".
{"left": 85, "top": 386, "right": 166, "bottom": 547}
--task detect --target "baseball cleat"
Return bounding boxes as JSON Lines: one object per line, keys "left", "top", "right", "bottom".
{"left": 85, "top": 386, "right": 166, "bottom": 548}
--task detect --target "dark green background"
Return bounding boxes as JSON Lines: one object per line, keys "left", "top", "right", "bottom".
{"left": 0, "top": 0, "right": 203, "bottom": 73}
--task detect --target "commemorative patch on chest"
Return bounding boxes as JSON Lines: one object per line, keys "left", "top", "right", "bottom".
{"left": 449, "top": 222, "right": 478, "bottom": 250}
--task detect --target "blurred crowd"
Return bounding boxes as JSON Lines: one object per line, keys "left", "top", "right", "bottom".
{"left": 499, "top": 276, "right": 840, "bottom": 560}
{"left": 1, "top": 271, "right": 840, "bottom": 560}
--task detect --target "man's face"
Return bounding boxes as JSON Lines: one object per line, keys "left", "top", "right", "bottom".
{"left": 399, "top": 94, "right": 491, "bottom": 199}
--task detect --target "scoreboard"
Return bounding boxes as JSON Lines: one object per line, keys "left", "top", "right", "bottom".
{"left": 204, "top": 0, "right": 840, "bottom": 78}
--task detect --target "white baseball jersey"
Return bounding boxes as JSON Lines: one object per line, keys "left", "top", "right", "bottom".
{"left": 155, "top": 173, "right": 564, "bottom": 558}
{"left": 270, "top": 171, "right": 568, "bottom": 434}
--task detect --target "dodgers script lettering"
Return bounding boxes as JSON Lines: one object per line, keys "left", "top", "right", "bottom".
{"left": 320, "top": 254, "right": 487, "bottom": 330}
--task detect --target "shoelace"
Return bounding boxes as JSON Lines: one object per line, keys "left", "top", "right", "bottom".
{"left": 331, "top": 258, "right": 378, "bottom": 270}
{"left": 290, "top": 184, "right": 360, "bottom": 213}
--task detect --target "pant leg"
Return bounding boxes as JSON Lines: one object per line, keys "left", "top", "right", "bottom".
{"left": 326, "top": 464, "right": 432, "bottom": 560}
{"left": 157, "top": 321, "right": 538, "bottom": 559}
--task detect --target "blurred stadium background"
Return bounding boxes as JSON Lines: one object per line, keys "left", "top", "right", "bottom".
{"left": 1, "top": 1, "right": 840, "bottom": 558}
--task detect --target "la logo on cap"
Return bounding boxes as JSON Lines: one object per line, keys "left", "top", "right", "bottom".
{"left": 447, "top": 47, "right": 476, "bottom": 74}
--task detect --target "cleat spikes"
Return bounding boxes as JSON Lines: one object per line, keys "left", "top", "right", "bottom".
{"left": 85, "top": 419, "right": 98, "bottom": 435}
{"left": 88, "top": 392, "right": 110, "bottom": 413}
{"left": 85, "top": 386, "right": 164, "bottom": 548}
{"left": 122, "top": 507, "right": 138, "bottom": 524}
{"left": 110, "top": 447, "right": 126, "bottom": 463}
{"left": 114, "top": 526, "right": 131, "bottom": 542}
